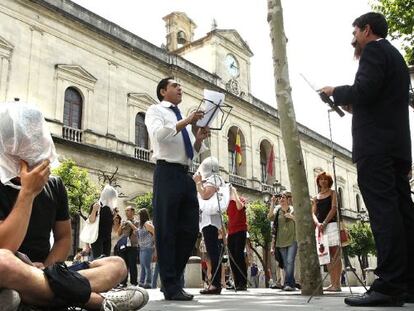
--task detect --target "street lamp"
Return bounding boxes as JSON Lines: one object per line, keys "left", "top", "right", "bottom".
{"left": 358, "top": 210, "right": 369, "bottom": 223}
{"left": 262, "top": 180, "right": 286, "bottom": 204}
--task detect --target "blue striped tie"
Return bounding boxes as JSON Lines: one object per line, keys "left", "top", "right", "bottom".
{"left": 170, "top": 105, "right": 194, "bottom": 160}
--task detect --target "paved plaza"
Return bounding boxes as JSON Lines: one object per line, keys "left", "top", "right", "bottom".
{"left": 142, "top": 287, "right": 414, "bottom": 310}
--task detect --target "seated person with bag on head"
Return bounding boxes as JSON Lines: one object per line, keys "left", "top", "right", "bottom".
{"left": 0, "top": 104, "right": 148, "bottom": 311}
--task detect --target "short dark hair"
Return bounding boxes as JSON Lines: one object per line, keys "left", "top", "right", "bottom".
{"left": 156, "top": 77, "right": 174, "bottom": 101}
{"left": 352, "top": 12, "right": 388, "bottom": 38}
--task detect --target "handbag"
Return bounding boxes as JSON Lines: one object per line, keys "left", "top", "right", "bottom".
{"left": 80, "top": 212, "right": 100, "bottom": 244}
{"left": 339, "top": 221, "right": 350, "bottom": 247}
{"left": 315, "top": 227, "right": 330, "bottom": 265}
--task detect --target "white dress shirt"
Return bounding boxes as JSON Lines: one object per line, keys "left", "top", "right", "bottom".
{"left": 145, "top": 100, "right": 200, "bottom": 166}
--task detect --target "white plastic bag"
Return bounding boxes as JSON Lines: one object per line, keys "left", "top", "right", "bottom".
{"left": 0, "top": 103, "right": 58, "bottom": 188}
{"left": 315, "top": 227, "right": 331, "bottom": 265}
{"left": 80, "top": 214, "right": 100, "bottom": 244}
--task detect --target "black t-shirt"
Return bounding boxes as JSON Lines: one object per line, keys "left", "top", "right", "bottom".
{"left": 0, "top": 176, "right": 70, "bottom": 262}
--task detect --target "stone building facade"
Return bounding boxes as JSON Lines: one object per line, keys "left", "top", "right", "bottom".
{"left": 0, "top": 0, "right": 369, "bottom": 273}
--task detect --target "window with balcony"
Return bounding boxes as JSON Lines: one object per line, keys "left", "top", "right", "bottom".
{"left": 63, "top": 87, "right": 83, "bottom": 142}
{"left": 63, "top": 87, "right": 82, "bottom": 129}
{"left": 135, "top": 112, "right": 148, "bottom": 149}
{"left": 338, "top": 187, "right": 344, "bottom": 209}
{"left": 356, "top": 194, "right": 361, "bottom": 213}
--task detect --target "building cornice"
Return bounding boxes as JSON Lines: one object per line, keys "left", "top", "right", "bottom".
{"left": 29, "top": 0, "right": 352, "bottom": 158}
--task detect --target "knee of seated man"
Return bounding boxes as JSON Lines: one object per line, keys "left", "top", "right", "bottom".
{"left": 0, "top": 249, "right": 22, "bottom": 284}
{"left": 93, "top": 256, "right": 127, "bottom": 280}
{"left": 112, "top": 256, "right": 128, "bottom": 279}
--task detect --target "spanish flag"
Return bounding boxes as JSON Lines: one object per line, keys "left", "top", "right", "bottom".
{"left": 235, "top": 131, "right": 242, "bottom": 166}
{"left": 266, "top": 146, "right": 274, "bottom": 177}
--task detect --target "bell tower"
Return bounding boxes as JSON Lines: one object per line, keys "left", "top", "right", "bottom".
{"left": 163, "top": 12, "right": 196, "bottom": 52}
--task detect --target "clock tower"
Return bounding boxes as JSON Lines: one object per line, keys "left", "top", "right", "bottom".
{"left": 163, "top": 13, "right": 253, "bottom": 97}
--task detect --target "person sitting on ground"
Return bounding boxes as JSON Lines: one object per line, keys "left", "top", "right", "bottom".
{"left": 0, "top": 103, "right": 148, "bottom": 311}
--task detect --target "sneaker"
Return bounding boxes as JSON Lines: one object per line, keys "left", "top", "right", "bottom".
{"left": 283, "top": 286, "right": 295, "bottom": 291}
{"left": 0, "top": 288, "right": 21, "bottom": 311}
{"left": 101, "top": 287, "right": 149, "bottom": 311}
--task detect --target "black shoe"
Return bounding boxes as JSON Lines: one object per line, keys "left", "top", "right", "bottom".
{"left": 344, "top": 290, "right": 404, "bottom": 307}
{"left": 404, "top": 293, "right": 414, "bottom": 303}
{"left": 165, "top": 290, "right": 194, "bottom": 301}
{"left": 270, "top": 284, "right": 282, "bottom": 289}
{"left": 181, "top": 289, "right": 194, "bottom": 299}
{"left": 200, "top": 286, "right": 222, "bottom": 295}
{"left": 226, "top": 285, "right": 235, "bottom": 290}
{"left": 235, "top": 286, "right": 247, "bottom": 291}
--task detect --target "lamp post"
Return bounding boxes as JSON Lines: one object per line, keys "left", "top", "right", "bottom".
{"left": 357, "top": 210, "right": 369, "bottom": 223}
{"left": 262, "top": 180, "right": 285, "bottom": 204}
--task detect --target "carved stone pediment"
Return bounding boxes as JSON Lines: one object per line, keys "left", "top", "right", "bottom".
{"left": 128, "top": 93, "right": 158, "bottom": 109}
{"left": 55, "top": 64, "right": 97, "bottom": 89}
{"left": 214, "top": 30, "right": 253, "bottom": 57}
{"left": 336, "top": 176, "right": 346, "bottom": 186}
{"left": 0, "top": 35, "right": 14, "bottom": 58}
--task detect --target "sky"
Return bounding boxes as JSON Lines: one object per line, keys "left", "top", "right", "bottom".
{"left": 71, "top": 0, "right": 411, "bottom": 152}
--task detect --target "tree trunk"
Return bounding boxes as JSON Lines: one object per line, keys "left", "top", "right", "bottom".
{"left": 267, "top": 0, "right": 322, "bottom": 295}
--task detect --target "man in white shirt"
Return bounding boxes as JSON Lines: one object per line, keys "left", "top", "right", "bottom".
{"left": 145, "top": 77, "right": 209, "bottom": 301}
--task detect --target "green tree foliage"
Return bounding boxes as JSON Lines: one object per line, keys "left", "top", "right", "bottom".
{"left": 372, "top": 0, "right": 414, "bottom": 64}
{"left": 347, "top": 221, "right": 376, "bottom": 279}
{"left": 246, "top": 200, "right": 272, "bottom": 286}
{"left": 133, "top": 192, "right": 153, "bottom": 217}
{"left": 53, "top": 159, "right": 99, "bottom": 218}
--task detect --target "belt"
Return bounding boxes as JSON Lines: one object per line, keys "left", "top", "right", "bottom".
{"left": 156, "top": 160, "right": 189, "bottom": 173}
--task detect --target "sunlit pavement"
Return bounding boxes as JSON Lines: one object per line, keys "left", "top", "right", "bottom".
{"left": 141, "top": 287, "right": 412, "bottom": 310}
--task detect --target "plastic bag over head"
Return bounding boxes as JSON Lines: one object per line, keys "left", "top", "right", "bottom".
{"left": 99, "top": 184, "right": 118, "bottom": 210}
{"left": 197, "top": 156, "right": 224, "bottom": 186}
{"left": 0, "top": 103, "right": 58, "bottom": 188}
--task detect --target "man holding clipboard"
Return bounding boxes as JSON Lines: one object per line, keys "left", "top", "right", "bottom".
{"left": 145, "top": 77, "right": 210, "bottom": 301}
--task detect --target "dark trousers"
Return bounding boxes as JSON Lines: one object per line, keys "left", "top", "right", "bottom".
{"left": 121, "top": 246, "right": 138, "bottom": 286}
{"left": 228, "top": 230, "right": 247, "bottom": 288}
{"left": 152, "top": 162, "right": 199, "bottom": 296}
{"left": 91, "top": 237, "right": 111, "bottom": 259}
{"left": 202, "top": 225, "right": 222, "bottom": 288}
{"left": 357, "top": 155, "right": 414, "bottom": 295}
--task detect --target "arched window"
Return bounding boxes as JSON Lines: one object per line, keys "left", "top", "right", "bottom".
{"left": 338, "top": 187, "right": 344, "bottom": 209}
{"left": 135, "top": 113, "right": 148, "bottom": 149}
{"left": 228, "top": 130, "right": 236, "bottom": 174}
{"left": 356, "top": 194, "right": 361, "bottom": 213}
{"left": 260, "top": 142, "right": 268, "bottom": 183}
{"left": 63, "top": 87, "right": 82, "bottom": 129}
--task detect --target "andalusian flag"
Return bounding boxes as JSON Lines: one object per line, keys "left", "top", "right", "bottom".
{"left": 235, "top": 131, "right": 242, "bottom": 166}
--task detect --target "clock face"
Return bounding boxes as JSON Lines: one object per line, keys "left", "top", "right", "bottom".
{"left": 225, "top": 54, "right": 239, "bottom": 77}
